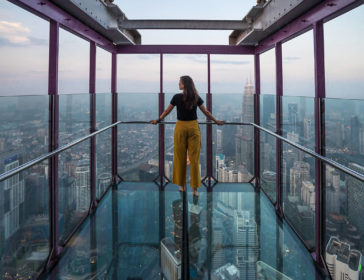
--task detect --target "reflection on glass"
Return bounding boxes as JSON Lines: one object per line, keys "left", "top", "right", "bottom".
{"left": 324, "top": 163, "right": 364, "bottom": 280}
{"left": 260, "top": 131, "right": 277, "bottom": 203}
{"left": 58, "top": 140, "right": 90, "bottom": 244}
{"left": 282, "top": 143, "right": 315, "bottom": 249}
{"left": 96, "top": 93, "right": 112, "bottom": 198}
{"left": 0, "top": 161, "right": 49, "bottom": 278}
{"left": 46, "top": 183, "right": 325, "bottom": 279}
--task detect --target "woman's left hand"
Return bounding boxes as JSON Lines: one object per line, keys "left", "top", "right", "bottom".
{"left": 150, "top": 120, "right": 159, "bottom": 125}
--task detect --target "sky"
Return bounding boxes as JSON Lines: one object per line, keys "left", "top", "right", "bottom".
{"left": 0, "top": 0, "right": 363, "bottom": 98}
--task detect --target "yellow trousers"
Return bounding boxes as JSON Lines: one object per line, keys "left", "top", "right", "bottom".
{"left": 172, "top": 120, "right": 201, "bottom": 188}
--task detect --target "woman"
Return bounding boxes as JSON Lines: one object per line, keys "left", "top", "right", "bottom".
{"left": 151, "top": 76, "right": 224, "bottom": 196}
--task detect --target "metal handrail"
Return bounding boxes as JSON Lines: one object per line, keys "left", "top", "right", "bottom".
{"left": 248, "top": 122, "right": 364, "bottom": 183}
{"left": 1, "top": 120, "right": 363, "bottom": 183}
{"left": 0, "top": 121, "right": 122, "bottom": 182}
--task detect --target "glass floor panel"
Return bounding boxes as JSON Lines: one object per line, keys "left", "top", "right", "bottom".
{"left": 46, "top": 182, "right": 327, "bottom": 279}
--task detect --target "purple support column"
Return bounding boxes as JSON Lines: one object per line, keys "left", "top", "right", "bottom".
{"left": 111, "top": 53, "right": 118, "bottom": 188}
{"left": 90, "top": 41, "right": 97, "bottom": 210}
{"left": 159, "top": 53, "right": 165, "bottom": 190}
{"left": 313, "top": 21, "right": 326, "bottom": 269}
{"left": 275, "top": 42, "right": 283, "bottom": 216}
{"left": 47, "top": 19, "right": 61, "bottom": 267}
{"left": 206, "top": 54, "right": 213, "bottom": 189}
{"left": 254, "top": 53, "right": 261, "bottom": 191}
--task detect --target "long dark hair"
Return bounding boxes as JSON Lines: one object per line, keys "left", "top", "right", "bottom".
{"left": 180, "top": 75, "right": 198, "bottom": 110}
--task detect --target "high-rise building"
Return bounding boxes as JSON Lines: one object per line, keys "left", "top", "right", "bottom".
{"left": 303, "top": 118, "right": 312, "bottom": 141}
{"left": 350, "top": 116, "right": 360, "bottom": 153}
{"left": 325, "top": 236, "right": 362, "bottom": 280}
{"left": 161, "top": 237, "right": 181, "bottom": 280}
{"left": 97, "top": 172, "right": 111, "bottom": 196}
{"left": 359, "top": 127, "right": 364, "bottom": 155}
{"left": 238, "top": 80, "right": 254, "bottom": 173}
{"left": 256, "top": 261, "right": 292, "bottom": 280}
{"left": 262, "top": 95, "right": 275, "bottom": 128}
{"left": 301, "top": 181, "right": 315, "bottom": 211}
{"left": 75, "top": 159, "right": 90, "bottom": 211}
{"left": 289, "top": 161, "right": 310, "bottom": 196}
{"left": 233, "top": 211, "right": 259, "bottom": 280}
{"left": 212, "top": 218, "right": 225, "bottom": 269}
{"left": 288, "top": 103, "right": 298, "bottom": 133}
{"left": 1, "top": 156, "right": 25, "bottom": 241}
{"left": 216, "top": 129, "right": 223, "bottom": 153}
{"left": 346, "top": 162, "right": 364, "bottom": 235}
{"left": 212, "top": 263, "right": 240, "bottom": 280}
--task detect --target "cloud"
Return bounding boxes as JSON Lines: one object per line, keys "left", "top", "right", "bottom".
{"left": 284, "top": 56, "right": 301, "bottom": 61}
{"left": 0, "top": 20, "right": 47, "bottom": 47}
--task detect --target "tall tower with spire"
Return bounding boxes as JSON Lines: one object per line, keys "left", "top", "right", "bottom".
{"left": 235, "top": 79, "right": 255, "bottom": 173}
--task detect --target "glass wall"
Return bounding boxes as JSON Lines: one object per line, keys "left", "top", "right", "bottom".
{"left": 0, "top": 1, "right": 49, "bottom": 96}
{"left": 260, "top": 131, "right": 277, "bottom": 203}
{"left": 282, "top": 142, "right": 315, "bottom": 250}
{"left": 213, "top": 94, "right": 254, "bottom": 183}
{"left": 117, "top": 93, "right": 158, "bottom": 181}
{"left": 325, "top": 98, "right": 364, "bottom": 168}
{"left": 282, "top": 96, "right": 315, "bottom": 149}
{"left": 58, "top": 140, "right": 90, "bottom": 245}
{"left": 260, "top": 48, "right": 276, "bottom": 95}
{"left": 282, "top": 30, "right": 314, "bottom": 97}
{"left": 324, "top": 163, "right": 363, "bottom": 280}
{"left": 0, "top": 95, "right": 49, "bottom": 166}
{"left": 0, "top": 161, "right": 49, "bottom": 278}
{"left": 324, "top": 5, "right": 364, "bottom": 99}
{"left": 96, "top": 94, "right": 112, "bottom": 198}
{"left": 59, "top": 94, "right": 90, "bottom": 145}
{"left": 58, "top": 28, "right": 89, "bottom": 94}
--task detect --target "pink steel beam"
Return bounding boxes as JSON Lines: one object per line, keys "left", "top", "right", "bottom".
{"left": 8, "top": 0, "right": 116, "bottom": 53}
{"left": 256, "top": 0, "right": 364, "bottom": 54}
{"left": 118, "top": 45, "right": 255, "bottom": 54}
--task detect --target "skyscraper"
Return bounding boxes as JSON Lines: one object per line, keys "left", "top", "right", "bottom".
{"left": 350, "top": 116, "right": 360, "bottom": 153}
{"left": 288, "top": 103, "right": 298, "bottom": 133}
{"left": 235, "top": 80, "right": 254, "bottom": 173}
{"left": 161, "top": 237, "right": 181, "bottom": 280}
{"left": 346, "top": 162, "right": 364, "bottom": 235}
{"left": 289, "top": 161, "right": 310, "bottom": 197}
{"left": 216, "top": 129, "right": 223, "bottom": 154}
{"left": 233, "top": 210, "right": 259, "bottom": 280}
{"left": 262, "top": 95, "right": 275, "bottom": 129}
{"left": 1, "top": 155, "right": 25, "bottom": 240}
{"left": 75, "top": 159, "right": 90, "bottom": 211}
{"left": 325, "top": 236, "right": 362, "bottom": 280}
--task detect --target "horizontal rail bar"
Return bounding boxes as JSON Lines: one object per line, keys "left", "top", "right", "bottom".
{"left": 250, "top": 123, "right": 364, "bottom": 183}
{"left": 0, "top": 121, "right": 122, "bottom": 182}
{"left": 1, "top": 121, "right": 363, "bottom": 183}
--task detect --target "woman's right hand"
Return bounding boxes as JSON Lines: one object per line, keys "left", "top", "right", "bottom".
{"left": 215, "top": 120, "right": 225, "bottom": 126}
{"left": 150, "top": 120, "right": 158, "bottom": 125}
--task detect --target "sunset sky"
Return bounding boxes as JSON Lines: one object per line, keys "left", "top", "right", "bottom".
{"left": 0, "top": 1, "right": 363, "bottom": 98}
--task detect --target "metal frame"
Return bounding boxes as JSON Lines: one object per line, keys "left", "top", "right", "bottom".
{"left": 275, "top": 42, "right": 283, "bottom": 217}
{"left": 46, "top": 19, "right": 61, "bottom": 270}
{"left": 90, "top": 41, "right": 98, "bottom": 211}
{"left": 3, "top": 0, "right": 364, "bottom": 278}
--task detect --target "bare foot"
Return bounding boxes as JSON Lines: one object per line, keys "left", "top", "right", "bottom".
{"left": 192, "top": 188, "right": 199, "bottom": 197}
{"left": 179, "top": 186, "right": 185, "bottom": 192}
